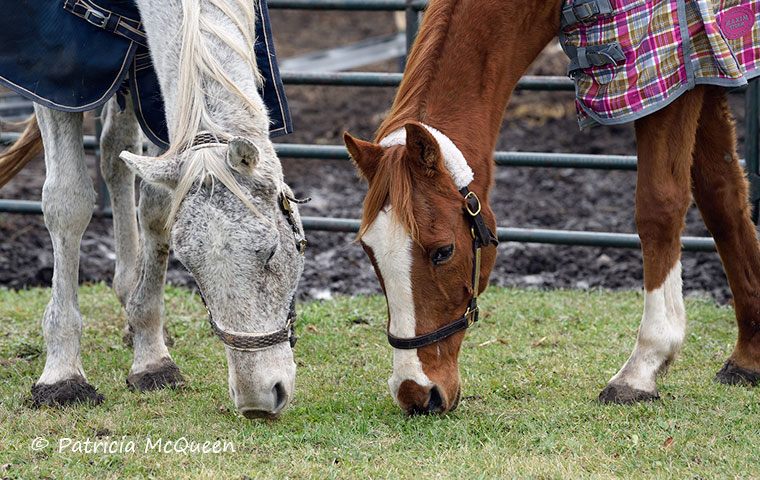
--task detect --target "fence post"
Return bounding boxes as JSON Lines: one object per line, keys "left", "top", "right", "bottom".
{"left": 401, "top": 0, "right": 419, "bottom": 69}
{"left": 745, "top": 78, "right": 760, "bottom": 224}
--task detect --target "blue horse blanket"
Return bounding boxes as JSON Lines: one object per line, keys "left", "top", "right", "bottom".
{"left": 0, "top": 0, "right": 292, "bottom": 149}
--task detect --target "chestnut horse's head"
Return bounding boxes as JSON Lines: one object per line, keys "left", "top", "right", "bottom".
{"left": 344, "top": 122, "right": 498, "bottom": 415}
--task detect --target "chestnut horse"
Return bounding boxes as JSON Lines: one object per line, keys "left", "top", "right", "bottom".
{"left": 344, "top": 0, "right": 760, "bottom": 414}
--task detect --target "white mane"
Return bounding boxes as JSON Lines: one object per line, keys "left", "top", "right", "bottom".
{"left": 166, "top": 0, "right": 273, "bottom": 227}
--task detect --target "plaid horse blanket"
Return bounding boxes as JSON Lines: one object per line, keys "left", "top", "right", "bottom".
{"left": 560, "top": 0, "right": 760, "bottom": 129}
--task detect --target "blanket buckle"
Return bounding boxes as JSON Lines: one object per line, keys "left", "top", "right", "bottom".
{"left": 561, "top": 0, "right": 613, "bottom": 28}
{"left": 84, "top": 9, "right": 107, "bottom": 29}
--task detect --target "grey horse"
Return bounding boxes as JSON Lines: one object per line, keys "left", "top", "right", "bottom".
{"left": 0, "top": 0, "right": 305, "bottom": 419}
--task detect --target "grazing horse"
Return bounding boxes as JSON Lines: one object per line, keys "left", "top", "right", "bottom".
{"left": 0, "top": 0, "right": 305, "bottom": 419}
{"left": 344, "top": 0, "right": 760, "bottom": 414}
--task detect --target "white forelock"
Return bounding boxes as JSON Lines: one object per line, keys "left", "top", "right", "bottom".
{"left": 379, "top": 123, "right": 474, "bottom": 189}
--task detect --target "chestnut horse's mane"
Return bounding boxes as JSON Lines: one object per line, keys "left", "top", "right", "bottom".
{"left": 361, "top": 0, "right": 461, "bottom": 241}
{"left": 375, "top": 0, "right": 459, "bottom": 142}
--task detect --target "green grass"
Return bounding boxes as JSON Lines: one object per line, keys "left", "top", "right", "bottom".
{"left": 0, "top": 283, "right": 758, "bottom": 479}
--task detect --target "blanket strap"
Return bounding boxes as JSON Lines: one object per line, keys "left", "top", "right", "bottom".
{"left": 566, "top": 43, "right": 625, "bottom": 75}
{"left": 561, "top": 0, "right": 613, "bottom": 29}
{"left": 63, "top": 0, "right": 148, "bottom": 48}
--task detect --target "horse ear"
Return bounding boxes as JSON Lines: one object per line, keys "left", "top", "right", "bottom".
{"left": 227, "top": 137, "right": 259, "bottom": 172}
{"left": 119, "top": 150, "right": 180, "bottom": 189}
{"left": 404, "top": 122, "right": 442, "bottom": 174}
{"left": 343, "top": 132, "right": 384, "bottom": 181}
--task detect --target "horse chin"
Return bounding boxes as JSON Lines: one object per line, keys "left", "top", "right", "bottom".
{"left": 240, "top": 409, "right": 283, "bottom": 420}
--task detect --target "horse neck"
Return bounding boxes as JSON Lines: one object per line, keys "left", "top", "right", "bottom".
{"left": 134, "top": 0, "right": 270, "bottom": 141}
{"left": 379, "top": 0, "right": 563, "bottom": 195}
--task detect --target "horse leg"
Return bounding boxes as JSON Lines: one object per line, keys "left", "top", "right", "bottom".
{"left": 31, "top": 106, "right": 103, "bottom": 406}
{"left": 599, "top": 87, "right": 705, "bottom": 404}
{"left": 690, "top": 86, "right": 760, "bottom": 385}
{"left": 124, "top": 143, "right": 183, "bottom": 391}
{"left": 100, "top": 96, "right": 140, "bottom": 307}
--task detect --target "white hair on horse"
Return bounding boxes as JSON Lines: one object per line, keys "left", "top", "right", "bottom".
{"left": 167, "top": 0, "right": 268, "bottom": 229}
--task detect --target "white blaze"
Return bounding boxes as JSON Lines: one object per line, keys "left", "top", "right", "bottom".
{"left": 370, "top": 124, "right": 472, "bottom": 404}
{"left": 362, "top": 208, "right": 432, "bottom": 404}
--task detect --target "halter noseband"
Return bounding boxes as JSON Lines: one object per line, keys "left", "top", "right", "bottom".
{"left": 386, "top": 187, "right": 498, "bottom": 349}
{"left": 203, "top": 294, "right": 298, "bottom": 351}
{"left": 188, "top": 132, "right": 307, "bottom": 351}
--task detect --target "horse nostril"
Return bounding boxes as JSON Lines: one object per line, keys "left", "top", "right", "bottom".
{"left": 427, "top": 386, "right": 444, "bottom": 413}
{"left": 272, "top": 382, "right": 287, "bottom": 413}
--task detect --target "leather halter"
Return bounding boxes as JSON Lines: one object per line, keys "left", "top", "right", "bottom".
{"left": 386, "top": 187, "right": 499, "bottom": 350}
{"left": 188, "top": 132, "right": 307, "bottom": 351}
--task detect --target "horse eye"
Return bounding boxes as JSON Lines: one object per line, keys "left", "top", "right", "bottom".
{"left": 431, "top": 244, "right": 454, "bottom": 265}
{"left": 265, "top": 246, "right": 277, "bottom": 269}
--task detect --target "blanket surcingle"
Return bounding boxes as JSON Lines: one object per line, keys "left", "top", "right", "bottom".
{"left": 560, "top": 0, "right": 760, "bottom": 129}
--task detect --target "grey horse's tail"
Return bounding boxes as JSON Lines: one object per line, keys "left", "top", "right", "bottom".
{"left": 0, "top": 114, "right": 42, "bottom": 189}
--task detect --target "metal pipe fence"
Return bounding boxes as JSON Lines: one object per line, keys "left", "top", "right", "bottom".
{"left": 0, "top": 198, "right": 717, "bottom": 251}
{"left": 2, "top": 0, "right": 759, "bottom": 252}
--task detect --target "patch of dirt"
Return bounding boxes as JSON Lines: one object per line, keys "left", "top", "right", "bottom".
{"left": 0, "top": 11, "right": 745, "bottom": 304}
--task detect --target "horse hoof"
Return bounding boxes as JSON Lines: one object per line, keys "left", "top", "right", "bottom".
{"left": 598, "top": 383, "right": 659, "bottom": 405}
{"left": 713, "top": 360, "right": 760, "bottom": 386}
{"left": 122, "top": 325, "right": 175, "bottom": 348}
{"left": 126, "top": 359, "right": 184, "bottom": 392}
{"left": 31, "top": 377, "right": 104, "bottom": 408}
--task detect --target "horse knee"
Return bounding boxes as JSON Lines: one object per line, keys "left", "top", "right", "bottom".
{"left": 635, "top": 187, "right": 690, "bottom": 242}
{"left": 41, "top": 175, "right": 95, "bottom": 235}
{"left": 138, "top": 182, "right": 172, "bottom": 240}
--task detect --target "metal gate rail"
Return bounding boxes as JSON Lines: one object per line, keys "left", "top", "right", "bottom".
{"left": 0, "top": 198, "right": 717, "bottom": 251}
{"left": 1, "top": 0, "right": 758, "bottom": 252}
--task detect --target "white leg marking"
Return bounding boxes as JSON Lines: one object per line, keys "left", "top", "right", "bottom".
{"left": 362, "top": 209, "right": 432, "bottom": 404}
{"left": 608, "top": 261, "right": 686, "bottom": 392}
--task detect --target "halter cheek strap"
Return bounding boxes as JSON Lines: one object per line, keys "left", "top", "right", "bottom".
{"left": 379, "top": 125, "right": 498, "bottom": 350}
{"left": 279, "top": 194, "right": 309, "bottom": 255}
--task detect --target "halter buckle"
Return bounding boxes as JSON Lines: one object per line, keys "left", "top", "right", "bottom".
{"left": 465, "top": 306, "right": 479, "bottom": 327}
{"left": 464, "top": 191, "right": 482, "bottom": 216}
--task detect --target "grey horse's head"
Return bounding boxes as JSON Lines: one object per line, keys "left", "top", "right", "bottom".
{"left": 121, "top": 136, "right": 305, "bottom": 419}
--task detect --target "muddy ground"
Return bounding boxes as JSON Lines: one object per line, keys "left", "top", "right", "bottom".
{"left": 0, "top": 10, "right": 748, "bottom": 304}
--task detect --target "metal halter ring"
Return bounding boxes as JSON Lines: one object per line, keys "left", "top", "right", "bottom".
{"left": 464, "top": 191, "right": 482, "bottom": 216}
